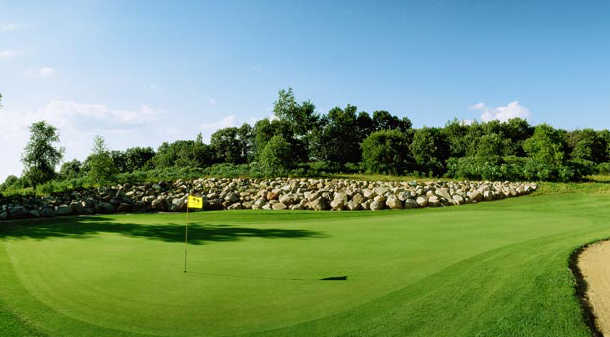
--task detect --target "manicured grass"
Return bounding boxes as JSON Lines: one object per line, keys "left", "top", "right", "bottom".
{"left": 1, "top": 180, "right": 610, "bottom": 336}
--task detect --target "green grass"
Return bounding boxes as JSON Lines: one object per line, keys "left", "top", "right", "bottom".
{"left": 1, "top": 179, "right": 610, "bottom": 336}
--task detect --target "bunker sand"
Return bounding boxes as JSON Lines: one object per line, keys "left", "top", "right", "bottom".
{"left": 579, "top": 241, "right": 610, "bottom": 336}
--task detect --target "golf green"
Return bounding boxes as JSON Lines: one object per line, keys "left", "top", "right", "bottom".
{"left": 1, "top": 185, "right": 610, "bottom": 337}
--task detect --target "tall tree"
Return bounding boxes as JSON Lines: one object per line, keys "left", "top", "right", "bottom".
{"left": 22, "top": 121, "right": 64, "bottom": 186}
{"left": 523, "top": 124, "right": 567, "bottom": 165}
{"left": 87, "top": 136, "right": 117, "bottom": 184}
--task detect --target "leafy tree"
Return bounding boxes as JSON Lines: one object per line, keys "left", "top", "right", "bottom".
{"left": 523, "top": 124, "right": 567, "bottom": 165}
{"left": 372, "top": 110, "right": 412, "bottom": 132}
{"left": 87, "top": 136, "right": 117, "bottom": 184}
{"left": 59, "top": 159, "right": 82, "bottom": 179}
{"left": 442, "top": 119, "right": 471, "bottom": 158}
{"left": 567, "top": 129, "right": 607, "bottom": 163}
{"left": 153, "top": 138, "right": 214, "bottom": 168}
{"left": 310, "top": 105, "right": 362, "bottom": 164}
{"left": 259, "top": 135, "right": 292, "bottom": 176}
{"left": 253, "top": 119, "right": 306, "bottom": 162}
{"left": 124, "top": 147, "right": 155, "bottom": 171}
{"left": 0, "top": 175, "right": 21, "bottom": 192}
{"left": 501, "top": 118, "right": 533, "bottom": 156}
{"left": 476, "top": 133, "right": 505, "bottom": 162}
{"left": 361, "top": 130, "right": 412, "bottom": 175}
{"left": 273, "top": 88, "right": 319, "bottom": 136}
{"left": 210, "top": 127, "right": 244, "bottom": 164}
{"left": 410, "top": 127, "right": 450, "bottom": 176}
{"left": 237, "top": 123, "right": 254, "bottom": 162}
{"left": 21, "top": 121, "right": 64, "bottom": 186}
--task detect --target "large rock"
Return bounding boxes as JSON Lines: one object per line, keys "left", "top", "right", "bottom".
{"left": 370, "top": 200, "right": 385, "bottom": 211}
{"left": 386, "top": 195, "right": 403, "bottom": 209}
{"left": 272, "top": 202, "right": 288, "bottom": 210}
{"left": 97, "top": 202, "right": 115, "bottom": 213}
{"left": 309, "top": 197, "right": 330, "bottom": 211}
{"left": 55, "top": 205, "right": 72, "bottom": 216}
{"left": 428, "top": 195, "right": 441, "bottom": 207}
{"left": 416, "top": 196, "right": 428, "bottom": 207}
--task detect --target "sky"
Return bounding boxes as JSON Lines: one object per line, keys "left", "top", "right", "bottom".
{"left": 1, "top": 1, "right": 609, "bottom": 181}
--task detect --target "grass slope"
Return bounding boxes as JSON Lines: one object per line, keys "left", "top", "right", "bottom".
{"left": 1, "top": 180, "right": 609, "bottom": 337}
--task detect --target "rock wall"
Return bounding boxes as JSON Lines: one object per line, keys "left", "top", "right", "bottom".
{"left": 0, "top": 178, "right": 537, "bottom": 220}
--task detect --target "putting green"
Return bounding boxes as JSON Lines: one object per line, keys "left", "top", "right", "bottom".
{"left": 1, "top": 185, "right": 610, "bottom": 337}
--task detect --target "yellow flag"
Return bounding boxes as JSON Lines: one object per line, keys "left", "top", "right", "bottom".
{"left": 187, "top": 195, "right": 203, "bottom": 209}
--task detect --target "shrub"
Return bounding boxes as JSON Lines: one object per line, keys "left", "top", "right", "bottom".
{"left": 259, "top": 135, "right": 292, "bottom": 176}
{"left": 361, "top": 130, "right": 411, "bottom": 175}
{"left": 598, "top": 162, "right": 610, "bottom": 175}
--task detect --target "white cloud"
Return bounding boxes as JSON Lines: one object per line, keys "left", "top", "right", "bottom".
{"left": 0, "top": 100, "right": 163, "bottom": 180}
{"left": 0, "top": 23, "right": 19, "bottom": 32}
{"left": 470, "top": 101, "right": 530, "bottom": 122}
{"left": 0, "top": 49, "right": 20, "bottom": 59}
{"left": 200, "top": 115, "right": 237, "bottom": 131}
{"left": 39, "top": 67, "right": 56, "bottom": 78}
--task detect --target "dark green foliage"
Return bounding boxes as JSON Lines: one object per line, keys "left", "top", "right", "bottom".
{"left": 523, "top": 124, "right": 566, "bottom": 165}
{"left": 411, "top": 127, "right": 450, "bottom": 176}
{"left": 361, "top": 130, "right": 411, "bottom": 175}
{"left": 153, "top": 137, "right": 214, "bottom": 168}
{"left": 59, "top": 159, "right": 82, "bottom": 179}
{"left": 445, "top": 156, "right": 594, "bottom": 182}
{"left": 124, "top": 146, "right": 155, "bottom": 171}
{"left": 21, "top": 121, "right": 64, "bottom": 186}
{"left": 259, "top": 135, "right": 292, "bottom": 176}
{"left": 310, "top": 105, "right": 363, "bottom": 164}
{"left": 566, "top": 129, "right": 608, "bottom": 163}
{"left": 210, "top": 127, "right": 247, "bottom": 164}
{"left": 253, "top": 119, "right": 306, "bottom": 162}
{"left": 371, "top": 110, "right": 412, "bottom": 132}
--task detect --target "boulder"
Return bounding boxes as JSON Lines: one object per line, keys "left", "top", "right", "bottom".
{"left": 309, "top": 197, "right": 330, "bottom": 211}
{"left": 385, "top": 195, "right": 403, "bottom": 209}
{"left": 272, "top": 202, "right": 288, "bottom": 210}
{"left": 97, "top": 202, "right": 115, "bottom": 213}
{"left": 370, "top": 200, "right": 384, "bottom": 211}
{"left": 428, "top": 196, "right": 441, "bottom": 207}
{"left": 227, "top": 202, "right": 243, "bottom": 210}
{"left": 55, "top": 205, "right": 72, "bottom": 216}
{"left": 416, "top": 196, "right": 428, "bottom": 207}
{"left": 404, "top": 199, "right": 418, "bottom": 209}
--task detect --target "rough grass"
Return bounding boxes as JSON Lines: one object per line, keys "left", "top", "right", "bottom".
{"left": 1, "top": 177, "right": 609, "bottom": 337}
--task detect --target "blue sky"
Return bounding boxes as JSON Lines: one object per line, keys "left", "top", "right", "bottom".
{"left": 1, "top": 1, "right": 609, "bottom": 181}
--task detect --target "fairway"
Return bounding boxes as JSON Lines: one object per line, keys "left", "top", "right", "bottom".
{"left": 2, "top": 186, "right": 610, "bottom": 337}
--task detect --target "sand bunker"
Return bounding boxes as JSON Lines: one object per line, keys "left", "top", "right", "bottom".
{"left": 578, "top": 241, "right": 610, "bottom": 336}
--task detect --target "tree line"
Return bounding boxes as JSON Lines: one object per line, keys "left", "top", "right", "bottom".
{"left": 2, "top": 89, "right": 610, "bottom": 193}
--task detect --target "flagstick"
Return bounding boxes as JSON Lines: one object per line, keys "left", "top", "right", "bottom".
{"left": 184, "top": 193, "right": 189, "bottom": 273}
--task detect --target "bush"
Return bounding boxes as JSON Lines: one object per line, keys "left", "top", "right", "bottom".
{"left": 597, "top": 162, "right": 610, "bottom": 175}
{"left": 259, "top": 135, "right": 293, "bottom": 176}
{"left": 361, "top": 130, "right": 411, "bottom": 175}
{"left": 446, "top": 156, "right": 589, "bottom": 182}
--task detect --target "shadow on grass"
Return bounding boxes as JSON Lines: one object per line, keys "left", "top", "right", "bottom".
{"left": 0, "top": 216, "right": 327, "bottom": 245}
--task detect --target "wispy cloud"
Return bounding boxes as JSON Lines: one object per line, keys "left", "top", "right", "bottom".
{"left": 200, "top": 115, "right": 237, "bottom": 131}
{"left": 0, "top": 49, "right": 20, "bottom": 59}
{"left": 0, "top": 23, "right": 20, "bottom": 32}
{"left": 39, "top": 67, "right": 56, "bottom": 78}
{"left": 470, "top": 101, "right": 530, "bottom": 122}
{"left": 208, "top": 97, "right": 217, "bottom": 105}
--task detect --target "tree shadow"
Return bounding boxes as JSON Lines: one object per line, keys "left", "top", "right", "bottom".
{"left": 0, "top": 216, "right": 327, "bottom": 245}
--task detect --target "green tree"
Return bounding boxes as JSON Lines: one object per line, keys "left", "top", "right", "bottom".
{"left": 259, "top": 135, "right": 292, "bottom": 176}
{"left": 361, "top": 130, "right": 412, "bottom": 175}
{"left": 124, "top": 147, "right": 156, "bottom": 171}
{"left": 372, "top": 110, "right": 412, "bottom": 132}
{"left": 475, "top": 133, "right": 505, "bottom": 162}
{"left": 273, "top": 88, "right": 319, "bottom": 136}
{"left": 59, "top": 159, "right": 82, "bottom": 179}
{"left": 410, "top": 127, "right": 450, "bottom": 176}
{"left": 87, "top": 136, "right": 117, "bottom": 184}
{"left": 567, "top": 129, "right": 606, "bottom": 163}
{"left": 21, "top": 121, "right": 64, "bottom": 186}
{"left": 310, "top": 105, "right": 362, "bottom": 164}
{"left": 523, "top": 124, "right": 566, "bottom": 165}
{"left": 210, "top": 127, "right": 245, "bottom": 164}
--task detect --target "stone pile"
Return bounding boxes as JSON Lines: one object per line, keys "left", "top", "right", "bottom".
{"left": 0, "top": 178, "right": 537, "bottom": 220}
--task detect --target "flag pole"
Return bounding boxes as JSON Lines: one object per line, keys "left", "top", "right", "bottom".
{"left": 184, "top": 192, "right": 189, "bottom": 273}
